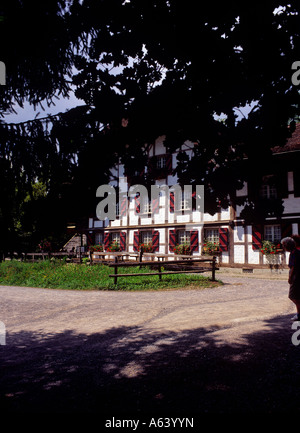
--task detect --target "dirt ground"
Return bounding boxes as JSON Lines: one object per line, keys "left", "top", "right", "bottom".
{"left": 1, "top": 271, "right": 300, "bottom": 417}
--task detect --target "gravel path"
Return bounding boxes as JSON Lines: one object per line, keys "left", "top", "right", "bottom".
{"left": 1, "top": 274, "right": 300, "bottom": 415}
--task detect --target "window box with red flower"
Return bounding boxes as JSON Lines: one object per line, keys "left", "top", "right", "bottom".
{"left": 138, "top": 242, "right": 153, "bottom": 253}
{"left": 38, "top": 240, "right": 52, "bottom": 252}
{"left": 107, "top": 241, "right": 121, "bottom": 252}
{"left": 173, "top": 243, "right": 191, "bottom": 255}
{"left": 202, "top": 240, "right": 220, "bottom": 256}
{"left": 261, "top": 240, "right": 281, "bottom": 265}
{"left": 89, "top": 244, "right": 104, "bottom": 253}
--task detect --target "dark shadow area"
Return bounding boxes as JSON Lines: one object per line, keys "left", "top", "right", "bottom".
{"left": 1, "top": 314, "right": 300, "bottom": 414}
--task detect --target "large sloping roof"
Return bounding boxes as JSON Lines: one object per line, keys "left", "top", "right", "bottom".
{"left": 272, "top": 123, "right": 300, "bottom": 153}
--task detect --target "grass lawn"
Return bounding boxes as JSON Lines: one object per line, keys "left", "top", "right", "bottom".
{"left": 0, "top": 259, "right": 222, "bottom": 291}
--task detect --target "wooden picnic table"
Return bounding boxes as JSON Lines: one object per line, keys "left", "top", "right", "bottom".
{"left": 90, "top": 251, "right": 140, "bottom": 263}
{"left": 108, "top": 255, "right": 218, "bottom": 284}
{"left": 91, "top": 250, "right": 213, "bottom": 264}
{"left": 141, "top": 252, "right": 207, "bottom": 261}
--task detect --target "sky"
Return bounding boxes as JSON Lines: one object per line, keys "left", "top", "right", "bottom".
{"left": 3, "top": 90, "right": 85, "bottom": 124}
{"left": 3, "top": 91, "right": 253, "bottom": 125}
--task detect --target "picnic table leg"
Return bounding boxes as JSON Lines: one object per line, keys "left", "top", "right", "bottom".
{"left": 114, "top": 256, "right": 118, "bottom": 285}
{"left": 158, "top": 263, "right": 162, "bottom": 280}
{"left": 212, "top": 256, "right": 216, "bottom": 281}
{"left": 139, "top": 249, "right": 143, "bottom": 268}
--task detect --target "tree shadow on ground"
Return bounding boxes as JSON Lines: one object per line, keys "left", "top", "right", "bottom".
{"left": 1, "top": 314, "right": 300, "bottom": 414}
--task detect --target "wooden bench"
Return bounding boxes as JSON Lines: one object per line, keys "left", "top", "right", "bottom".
{"left": 24, "top": 252, "right": 76, "bottom": 262}
{"left": 23, "top": 252, "right": 51, "bottom": 262}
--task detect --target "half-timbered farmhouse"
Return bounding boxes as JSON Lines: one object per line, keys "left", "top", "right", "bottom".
{"left": 86, "top": 123, "right": 300, "bottom": 269}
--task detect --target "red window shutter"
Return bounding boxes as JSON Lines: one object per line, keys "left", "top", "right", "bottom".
{"left": 219, "top": 228, "right": 229, "bottom": 252}
{"left": 190, "top": 230, "right": 199, "bottom": 252}
{"left": 152, "top": 196, "right": 159, "bottom": 214}
{"left": 87, "top": 232, "right": 94, "bottom": 247}
{"left": 120, "top": 232, "right": 126, "bottom": 251}
{"left": 135, "top": 193, "right": 140, "bottom": 214}
{"left": 192, "top": 191, "right": 196, "bottom": 211}
{"left": 166, "top": 154, "right": 172, "bottom": 174}
{"left": 252, "top": 225, "right": 262, "bottom": 250}
{"left": 170, "top": 191, "right": 175, "bottom": 213}
{"left": 281, "top": 223, "right": 292, "bottom": 239}
{"left": 169, "top": 229, "right": 176, "bottom": 251}
{"left": 152, "top": 230, "right": 159, "bottom": 252}
{"left": 104, "top": 232, "right": 110, "bottom": 250}
{"left": 133, "top": 231, "right": 140, "bottom": 252}
{"left": 148, "top": 156, "right": 157, "bottom": 176}
{"left": 120, "top": 197, "right": 127, "bottom": 217}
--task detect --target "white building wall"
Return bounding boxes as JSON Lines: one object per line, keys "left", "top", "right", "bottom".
{"left": 246, "top": 226, "right": 259, "bottom": 264}
{"left": 234, "top": 225, "right": 245, "bottom": 242}
{"left": 283, "top": 197, "right": 300, "bottom": 214}
{"left": 234, "top": 245, "right": 245, "bottom": 264}
{"left": 141, "top": 216, "right": 152, "bottom": 225}
{"left": 236, "top": 181, "right": 248, "bottom": 197}
{"left": 203, "top": 212, "right": 218, "bottom": 222}
{"left": 221, "top": 251, "right": 230, "bottom": 263}
{"left": 220, "top": 207, "right": 230, "bottom": 220}
{"left": 157, "top": 228, "right": 165, "bottom": 254}
{"left": 154, "top": 137, "right": 166, "bottom": 154}
{"left": 233, "top": 225, "right": 245, "bottom": 263}
{"left": 129, "top": 230, "right": 134, "bottom": 249}
{"left": 247, "top": 248, "right": 260, "bottom": 264}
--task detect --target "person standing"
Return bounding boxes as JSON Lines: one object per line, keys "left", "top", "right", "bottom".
{"left": 292, "top": 234, "right": 300, "bottom": 250}
{"left": 281, "top": 237, "right": 300, "bottom": 321}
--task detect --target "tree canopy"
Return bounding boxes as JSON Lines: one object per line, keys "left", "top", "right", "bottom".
{"left": 0, "top": 0, "right": 300, "bottom": 252}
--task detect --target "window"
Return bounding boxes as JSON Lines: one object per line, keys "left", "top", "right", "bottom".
{"left": 177, "top": 230, "right": 190, "bottom": 244}
{"left": 116, "top": 201, "right": 120, "bottom": 217}
{"left": 264, "top": 225, "right": 281, "bottom": 243}
{"left": 294, "top": 171, "right": 300, "bottom": 197}
{"left": 95, "top": 232, "right": 103, "bottom": 245}
{"left": 142, "top": 198, "right": 152, "bottom": 214}
{"left": 260, "top": 184, "right": 277, "bottom": 199}
{"left": 260, "top": 176, "right": 277, "bottom": 199}
{"left": 141, "top": 231, "right": 152, "bottom": 244}
{"left": 181, "top": 190, "right": 191, "bottom": 210}
{"left": 111, "top": 232, "right": 120, "bottom": 245}
{"left": 156, "top": 155, "right": 166, "bottom": 169}
{"left": 204, "top": 228, "right": 219, "bottom": 243}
